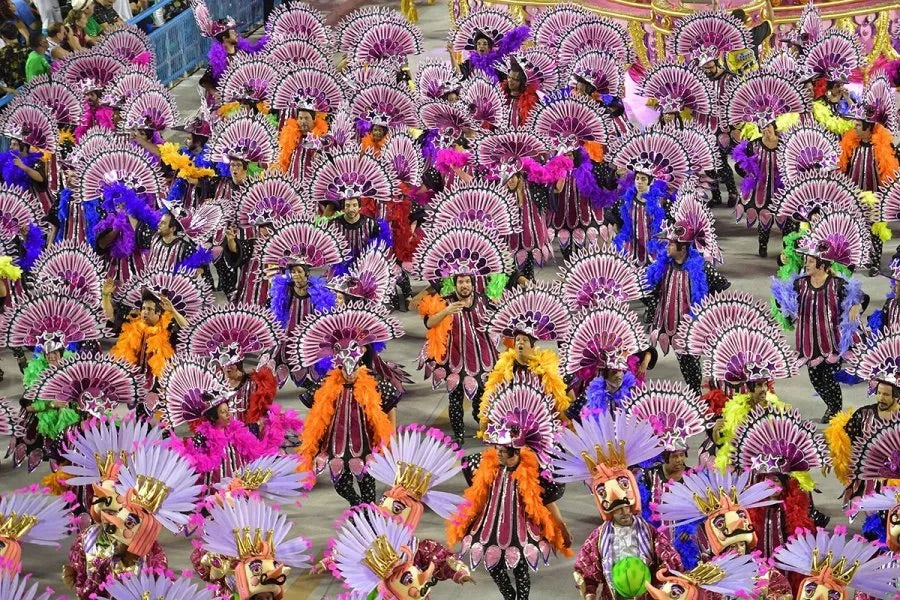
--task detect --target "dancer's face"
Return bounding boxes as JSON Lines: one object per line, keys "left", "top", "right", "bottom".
{"left": 454, "top": 275, "right": 473, "bottom": 298}
{"left": 875, "top": 382, "right": 898, "bottom": 412}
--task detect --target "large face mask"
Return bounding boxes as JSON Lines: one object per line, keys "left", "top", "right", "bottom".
{"left": 240, "top": 557, "right": 289, "bottom": 599}
{"left": 797, "top": 576, "right": 845, "bottom": 600}
{"left": 90, "top": 479, "right": 122, "bottom": 524}
{"left": 383, "top": 558, "right": 435, "bottom": 599}
{"left": 704, "top": 498, "right": 755, "bottom": 555}
{"left": 645, "top": 573, "right": 698, "bottom": 600}
{"left": 379, "top": 495, "right": 413, "bottom": 525}
{"left": 887, "top": 504, "right": 900, "bottom": 552}
{"left": 592, "top": 466, "right": 641, "bottom": 520}
{"left": 102, "top": 505, "right": 143, "bottom": 548}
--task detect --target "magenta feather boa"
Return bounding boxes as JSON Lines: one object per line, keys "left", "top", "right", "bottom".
{"left": 74, "top": 103, "right": 114, "bottom": 141}
{"left": 520, "top": 155, "right": 574, "bottom": 185}
{"left": 93, "top": 211, "right": 135, "bottom": 259}
{"left": 434, "top": 148, "right": 471, "bottom": 176}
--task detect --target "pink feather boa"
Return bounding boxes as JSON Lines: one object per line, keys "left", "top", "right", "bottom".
{"left": 434, "top": 148, "right": 471, "bottom": 176}
{"left": 520, "top": 155, "right": 574, "bottom": 184}
{"left": 74, "top": 103, "right": 115, "bottom": 142}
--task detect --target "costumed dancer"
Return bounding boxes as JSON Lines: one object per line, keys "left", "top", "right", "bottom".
{"left": 552, "top": 409, "right": 682, "bottom": 600}
{"left": 568, "top": 48, "right": 629, "bottom": 136}
{"left": 495, "top": 52, "right": 541, "bottom": 128}
{"left": 419, "top": 99, "right": 478, "bottom": 192}
{"left": 638, "top": 61, "right": 715, "bottom": 132}
{"left": 0, "top": 183, "right": 45, "bottom": 311}
{"left": 159, "top": 105, "right": 217, "bottom": 211}
{"left": 191, "top": 0, "right": 266, "bottom": 85}
{"left": 449, "top": 7, "right": 529, "bottom": 82}
{"left": 0, "top": 488, "right": 72, "bottom": 575}
{"left": 850, "top": 486, "right": 900, "bottom": 550}
{"left": 66, "top": 51, "right": 127, "bottom": 141}
{"left": 771, "top": 209, "right": 866, "bottom": 422}
{"left": 350, "top": 82, "right": 418, "bottom": 165}
{"left": 415, "top": 58, "right": 463, "bottom": 103}
{"left": 207, "top": 108, "right": 277, "bottom": 205}
{"left": 178, "top": 302, "right": 281, "bottom": 432}
{"left": 727, "top": 71, "right": 807, "bottom": 257}
{"left": 381, "top": 132, "right": 426, "bottom": 293}
{"left": 804, "top": 30, "right": 861, "bottom": 137}
{"left": 0, "top": 101, "right": 59, "bottom": 220}
{"left": 264, "top": 1, "right": 331, "bottom": 52}
{"left": 448, "top": 374, "right": 572, "bottom": 599}
{"left": 644, "top": 552, "right": 762, "bottom": 600}
{"left": 293, "top": 302, "right": 400, "bottom": 506}
{"left": 867, "top": 256, "right": 900, "bottom": 335}
{"left": 216, "top": 54, "right": 278, "bottom": 120}
{"left": 647, "top": 192, "right": 730, "bottom": 394}
{"left": 103, "top": 571, "right": 214, "bottom": 600}
{"left": 119, "top": 85, "right": 178, "bottom": 159}
{"left": 344, "top": 10, "right": 422, "bottom": 84}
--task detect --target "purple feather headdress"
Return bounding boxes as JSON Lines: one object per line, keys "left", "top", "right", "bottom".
{"left": 798, "top": 209, "right": 868, "bottom": 269}
{"left": 531, "top": 2, "right": 590, "bottom": 49}
{"left": 19, "top": 76, "right": 83, "bottom": 125}
{"left": 674, "top": 290, "right": 773, "bottom": 356}
{"left": 61, "top": 417, "right": 164, "bottom": 486}
{"left": 487, "top": 281, "right": 570, "bottom": 341}
{"left": 26, "top": 353, "right": 141, "bottom": 417}
{"left": 351, "top": 19, "right": 422, "bottom": 65}
{"left": 0, "top": 571, "right": 56, "bottom": 600}
{"left": 772, "top": 171, "right": 862, "bottom": 227}
{"left": 219, "top": 56, "right": 279, "bottom": 105}
{"left": 724, "top": 71, "right": 810, "bottom": 128}
{"left": 705, "top": 324, "right": 800, "bottom": 385}
{"left": 640, "top": 62, "right": 715, "bottom": 116}
{"left": 778, "top": 124, "right": 840, "bottom": 182}
{"left": 0, "top": 292, "right": 107, "bottom": 352}
{"left": 671, "top": 11, "right": 752, "bottom": 66}
{"left": 419, "top": 100, "right": 476, "bottom": 147}
{"left": 415, "top": 59, "right": 462, "bottom": 100}
{"left": 367, "top": 424, "right": 464, "bottom": 519}
{"left": 216, "top": 454, "right": 310, "bottom": 503}
{"left": 265, "top": 1, "right": 330, "bottom": 45}
{"left": 569, "top": 49, "right": 623, "bottom": 97}
{"left": 731, "top": 405, "right": 830, "bottom": 475}
{"left": 1, "top": 102, "right": 58, "bottom": 153}
{"left": 265, "top": 36, "right": 330, "bottom": 69}
{"left": 529, "top": 94, "right": 610, "bottom": 153}
{"left": 259, "top": 216, "right": 348, "bottom": 270}
{"left": 427, "top": 180, "right": 521, "bottom": 236}
{"left": 653, "top": 468, "right": 780, "bottom": 526}
{"left": 622, "top": 380, "right": 711, "bottom": 452}
{"left": 611, "top": 127, "right": 691, "bottom": 187}
{"left": 413, "top": 221, "right": 513, "bottom": 281}
{"left": 804, "top": 29, "right": 862, "bottom": 83}
{"left": 559, "top": 243, "right": 646, "bottom": 307}
{"left": 561, "top": 300, "right": 648, "bottom": 378}
{"left": 209, "top": 109, "right": 278, "bottom": 166}
{"left": 851, "top": 414, "right": 900, "bottom": 481}
{"left": 461, "top": 74, "right": 508, "bottom": 130}
{"left": 270, "top": 66, "right": 343, "bottom": 114}
{"left": 76, "top": 143, "right": 164, "bottom": 202}
{"left": 179, "top": 303, "right": 283, "bottom": 367}
{"left": 483, "top": 374, "right": 560, "bottom": 464}
{"left": 350, "top": 83, "right": 418, "bottom": 130}
{"left": 121, "top": 88, "right": 178, "bottom": 131}
{"left": 310, "top": 149, "right": 395, "bottom": 203}
{"left": 160, "top": 353, "right": 233, "bottom": 427}
{"left": 0, "top": 489, "right": 72, "bottom": 562}
{"left": 236, "top": 174, "right": 308, "bottom": 229}
{"left": 0, "top": 183, "right": 43, "bottom": 242}
{"left": 104, "top": 571, "right": 214, "bottom": 600}
{"left": 557, "top": 16, "right": 634, "bottom": 67}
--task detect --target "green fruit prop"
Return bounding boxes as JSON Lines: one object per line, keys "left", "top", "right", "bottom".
{"left": 611, "top": 556, "right": 651, "bottom": 598}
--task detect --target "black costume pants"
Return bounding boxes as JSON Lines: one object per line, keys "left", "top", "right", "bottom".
{"left": 488, "top": 561, "right": 531, "bottom": 600}
{"left": 333, "top": 470, "right": 376, "bottom": 506}
{"left": 807, "top": 361, "right": 842, "bottom": 413}
{"left": 676, "top": 353, "right": 703, "bottom": 396}
{"left": 448, "top": 382, "right": 485, "bottom": 439}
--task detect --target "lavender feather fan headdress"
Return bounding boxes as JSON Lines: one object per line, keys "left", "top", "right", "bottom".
{"left": 654, "top": 468, "right": 780, "bottom": 526}
{"left": 26, "top": 353, "right": 141, "bottom": 417}
{"left": 852, "top": 417, "right": 900, "bottom": 481}
{"left": 529, "top": 95, "right": 610, "bottom": 153}
{"left": 0, "top": 489, "right": 72, "bottom": 560}
{"left": 557, "top": 16, "right": 634, "bottom": 67}
{"left": 62, "top": 50, "right": 127, "bottom": 93}
{"left": 20, "top": 76, "right": 83, "bottom": 125}
{"left": 659, "top": 192, "right": 722, "bottom": 262}
{"left": 797, "top": 209, "right": 868, "bottom": 268}
{"left": 0, "top": 292, "right": 107, "bottom": 352}
{"left": 76, "top": 143, "right": 165, "bottom": 202}
{"left": 850, "top": 487, "right": 900, "bottom": 516}
{"left": 98, "top": 24, "right": 153, "bottom": 66}
{"left": 61, "top": 418, "right": 164, "bottom": 486}
{"left": 419, "top": 100, "right": 477, "bottom": 146}
{"left": 367, "top": 425, "right": 464, "bottom": 519}
{"left": 119, "top": 267, "right": 212, "bottom": 322}
{"left": 327, "top": 242, "right": 395, "bottom": 306}
{"left": 611, "top": 128, "right": 690, "bottom": 187}
{"left": 865, "top": 72, "right": 898, "bottom": 131}
{"left": 724, "top": 71, "right": 809, "bottom": 129}
{"left": 216, "top": 454, "right": 309, "bottom": 503}
{"left": 476, "top": 128, "right": 548, "bottom": 181}
{"left": 483, "top": 375, "right": 560, "bottom": 463}
{"left": 265, "top": 1, "right": 330, "bottom": 45}
{"left": 674, "top": 124, "right": 720, "bottom": 174}
{"left": 270, "top": 66, "right": 343, "bottom": 115}
{"left": 265, "top": 36, "right": 330, "bottom": 69}
{"left": 671, "top": 11, "right": 751, "bottom": 66}
{"left": 488, "top": 282, "right": 570, "bottom": 342}
{"left": 773, "top": 528, "right": 900, "bottom": 598}
{"left": 804, "top": 30, "right": 862, "bottom": 84}
{"left": 847, "top": 327, "right": 900, "bottom": 386}
{"left": 639, "top": 62, "right": 714, "bottom": 116}
{"left": 415, "top": 59, "right": 462, "bottom": 101}
{"left": 705, "top": 324, "right": 799, "bottom": 385}
{"left": 772, "top": 171, "right": 862, "bottom": 227}
{"left": 190, "top": 0, "right": 236, "bottom": 38}
{"left": 310, "top": 150, "right": 395, "bottom": 204}
{"left": 161, "top": 353, "right": 233, "bottom": 427}
{"left": 496, "top": 48, "right": 560, "bottom": 92}
{"left": 209, "top": 109, "right": 278, "bottom": 166}
{"left": 778, "top": 124, "right": 840, "bottom": 183}
{"left": 883, "top": 178, "right": 900, "bottom": 223}
{"left": 104, "top": 571, "right": 214, "bottom": 600}
{"left": 1, "top": 102, "right": 58, "bottom": 152}
{"left": 350, "top": 83, "right": 418, "bottom": 130}
{"left": 259, "top": 217, "right": 348, "bottom": 270}
{"left": 449, "top": 6, "right": 518, "bottom": 52}
{"left": 761, "top": 50, "right": 800, "bottom": 79}
{"left": 102, "top": 68, "right": 157, "bottom": 109}
{"left": 382, "top": 133, "right": 423, "bottom": 186}
{"left": 413, "top": 221, "right": 513, "bottom": 281}
{"left": 559, "top": 243, "right": 647, "bottom": 307}
{"left": 236, "top": 173, "right": 308, "bottom": 229}
{"left": 0, "top": 183, "right": 43, "bottom": 241}
{"left": 336, "top": 6, "right": 405, "bottom": 54}
{"left": 351, "top": 19, "right": 422, "bottom": 65}
{"left": 731, "top": 405, "right": 829, "bottom": 475}
{"left": 621, "top": 380, "right": 711, "bottom": 452}
{"left": 674, "top": 291, "right": 773, "bottom": 356}
{"left": 121, "top": 88, "right": 178, "bottom": 131}
{"left": 461, "top": 74, "right": 508, "bottom": 130}
{"left": 427, "top": 181, "right": 521, "bottom": 236}
{"left": 569, "top": 50, "right": 623, "bottom": 97}
{"left": 653, "top": 553, "right": 761, "bottom": 599}
{"left": 531, "top": 2, "right": 590, "bottom": 49}
{"left": 0, "top": 571, "right": 56, "bottom": 600}
{"left": 179, "top": 303, "right": 283, "bottom": 367}
{"left": 561, "top": 300, "right": 649, "bottom": 376}
{"left": 219, "top": 56, "right": 279, "bottom": 105}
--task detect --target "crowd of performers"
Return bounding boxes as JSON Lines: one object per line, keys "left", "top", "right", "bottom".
{"left": 0, "top": 1, "right": 899, "bottom": 599}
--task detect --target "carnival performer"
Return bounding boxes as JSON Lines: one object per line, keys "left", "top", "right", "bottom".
{"left": 638, "top": 61, "right": 715, "bottom": 132}
{"left": 497, "top": 57, "right": 540, "bottom": 128}
{"left": 804, "top": 29, "right": 861, "bottom": 137}
{"left": 568, "top": 46, "right": 630, "bottom": 136}
{"left": 0, "top": 102, "right": 58, "bottom": 219}
{"left": 68, "top": 52, "right": 126, "bottom": 142}
{"left": 450, "top": 7, "right": 529, "bottom": 82}
{"left": 0, "top": 183, "right": 45, "bottom": 311}
{"left": 102, "top": 570, "right": 215, "bottom": 600}
{"left": 448, "top": 375, "right": 572, "bottom": 600}
{"left": 207, "top": 108, "right": 277, "bottom": 207}
{"left": 191, "top": 0, "right": 266, "bottom": 84}
{"left": 0, "top": 487, "right": 72, "bottom": 575}
{"left": 850, "top": 485, "right": 900, "bottom": 551}
{"left": 159, "top": 105, "right": 217, "bottom": 211}
{"left": 644, "top": 552, "right": 762, "bottom": 600}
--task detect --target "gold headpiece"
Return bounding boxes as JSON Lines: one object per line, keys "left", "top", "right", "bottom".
{"left": 234, "top": 468, "right": 274, "bottom": 491}
{"left": 140, "top": 593, "right": 164, "bottom": 600}
{"left": 0, "top": 512, "right": 37, "bottom": 541}
{"left": 692, "top": 486, "right": 740, "bottom": 515}
{"left": 363, "top": 534, "right": 402, "bottom": 580}
{"left": 394, "top": 461, "right": 432, "bottom": 500}
{"left": 810, "top": 549, "right": 860, "bottom": 586}
{"left": 131, "top": 475, "right": 170, "bottom": 514}
{"left": 683, "top": 562, "right": 726, "bottom": 586}
{"left": 580, "top": 441, "right": 627, "bottom": 472}
{"left": 233, "top": 526, "right": 275, "bottom": 560}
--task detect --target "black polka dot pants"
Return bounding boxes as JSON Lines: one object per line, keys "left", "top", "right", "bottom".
{"left": 758, "top": 222, "right": 771, "bottom": 248}
{"left": 488, "top": 560, "right": 531, "bottom": 600}
{"left": 520, "top": 255, "right": 535, "bottom": 281}
{"left": 870, "top": 233, "right": 883, "bottom": 271}
{"left": 333, "top": 470, "right": 377, "bottom": 507}
{"left": 677, "top": 353, "right": 702, "bottom": 396}
{"left": 448, "top": 383, "right": 485, "bottom": 439}
{"left": 807, "top": 362, "right": 842, "bottom": 413}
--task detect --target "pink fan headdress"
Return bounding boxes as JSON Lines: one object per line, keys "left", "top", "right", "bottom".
{"left": 653, "top": 468, "right": 779, "bottom": 526}
{"left": 121, "top": 88, "right": 178, "bottom": 131}
{"left": 175, "top": 200, "right": 226, "bottom": 245}
{"left": 419, "top": 100, "right": 476, "bottom": 146}
{"left": 235, "top": 173, "right": 308, "bottom": 228}
{"left": 782, "top": 1, "right": 823, "bottom": 51}
{"left": 674, "top": 123, "right": 720, "bottom": 174}
{"left": 413, "top": 221, "right": 513, "bottom": 281}
{"left": 772, "top": 171, "right": 862, "bottom": 226}
{"left": 26, "top": 353, "right": 141, "bottom": 417}
{"left": 559, "top": 243, "right": 646, "bottom": 307}
{"left": 179, "top": 303, "right": 283, "bottom": 366}
{"left": 382, "top": 132, "right": 423, "bottom": 186}
{"left": 310, "top": 150, "right": 395, "bottom": 203}
{"left": 476, "top": 128, "right": 548, "bottom": 181}
{"left": 659, "top": 191, "right": 722, "bottom": 262}
{"left": 529, "top": 95, "right": 610, "bottom": 153}
{"left": 208, "top": 109, "right": 278, "bottom": 166}
{"left": 288, "top": 302, "right": 403, "bottom": 371}
{"left": 561, "top": 300, "right": 649, "bottom": 376}
{"left": 161, "top": 353, "right": 234, "bottom": 427}
{"left": 449, "top": 6, "right": 517, "bottom": 53}
{"left": 496, "top": 48, "right": 560, "bottom": 93}
{"left": 724, "top": 71, "right": 809, "bottom": 129}
{"left": 773, "top": 528, "right": 900, "bottom": 598}
{"left": 1, "top": 102, "right": 58, "bottom": 152}
{"left": 327, "top": 242, "right": 395, "bottom": 306}
{"left": 761, "top": 50, "right": 800, "bottom": 79}
{"left": 483, "top": 374, "right": 560, "bottom": 466}
{"left": 270, "top": 66, "right": 343, "bottom": 115}
{"left": 216, "top": 454, "right": 310, "bottom": 503}
{"left": 61, "top": 418, "right": 164, "bottom": 486}
{"left": 852, "top": 417, "right": 900, "bottom": 481}
{"left": 340, "top": 64, "right": 396, "bottom": 94}
{"left": 864, "top": 72, "right": 897, "bottom": 131}
{"left": 531, "top": 2, "right": 590, "bottom": 49}
{"left": 265, "top": 1, "right": 330, "bottom": 45}
{"left": 20, "top": 76, "right": 83, "bottom": 125}
{"left": 104, "top": 571, "right": 214, "bottom": 600}
{"left": 611, "top": 128, "right": 691, "bottom": 187}
{"left": 350, "top": 83, "right": 417, "bottom": 130}
{"left": 367, "top": 424, "right": 464, "bottom": 520}
{"left": 0, "top": 488, "right": 72, "bottom": 571}
{"left": 118, "top": 266, "right": 212, "bottom": 322}
{"left": 671, "top": 11, "right": 751, "bottom": 66}
{"left": 803, "top": 29, "right": 862, "bottom": 84}
{"left": 882, "top": 178, "right": 900, "bottom": 223}
{"left": 102, "top": 68, "right": 157, "bottom": 108}
{"left": 461, "top": 74, "right": 508, "bottom": 130}
{"left": 351, "top": 20, "right": 423, "bottom": 65}
{"left": 557, "top": 17, "right": 634, "bottom": 67}
{"left": 415, "top": 59, "right": 463, "bottom": 100}
{"left": 0, "top": 292, "right": 106, "bottom": 352}
{"left": 190, "top": 0, "right": 236, "bottom": 38}
{"left": 265, "top": 36, "right": 330, "bottom": 69}
{"left": 847, "top": 327, "right": 900, "bottom": 386}
{"left": 219, "top": 56, "right": 279, "bottom": 105}
{"left": 75, "top": 142, "right": 165, "bottom": 201}
{"left": 731, "top": 405, "right": 830, "bottom": 476}
{"left": 62, "top": 50, "right": 127, "bottom": 93}
{"left": 0, "top": 183, "right": 42, "bottom": 241}
{"left": 487, "top": 282, "right": 570, "bottom": 341}
{"left": 337, "top": 6, "right": 405, "bottom": 53}
{"left": 99, "top": 24, "right": 153, "bottom": 66}
{"left": 427, "top": 181, "right": 521, "bottom": 236}
{"left": 639, "top": 62, "right": 714, "bottom": 116}
{"left": 674, "top": 291, "right": 773, "bottom": 356}
{"left": 778, "top": 124, "right": 840, "bottom": 182}
{"left": 259, "top": 216, "right": 348, "bottom": 270}
{"left": 621, "top": 380, "right": 711, "bottom": 451}
{"left": 705, "top": 324, "right": 800, "bottom": 385}
{"left": 30, "top": 241, "right": 104, "bottom": 304}
{"left": 797, "top": 209, "right": 867, "bottom": 268}
{"left": 569, "top": 50, "right": 623, "bottom": 97}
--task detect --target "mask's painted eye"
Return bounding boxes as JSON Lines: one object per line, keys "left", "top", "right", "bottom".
{"left": 249, "top": 559, "right": 263, "bottom": 574}
{"left": 616, "top": 476, "right": 630, "bottom": 489}
{"left": 400, "top": 571, "right": 413, "bottom": 585}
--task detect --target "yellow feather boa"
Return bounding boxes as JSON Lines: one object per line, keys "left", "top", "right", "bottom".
{"left": 109, "top": 312, "right": 176, "bottom": 379}
{"left": 158, "top": 142, "right": 216, "bottom": 180}
{"left": 0, "top": 256, "right": 22, "bottom": 281}
{"left": 812, "top": 100, "right": 854, "bottom": 136}
{"left": 824, "top": 408, "right": 854, "bottom": 485}
{"left": 478, "top": 348, "right": 570, "bottom": 435}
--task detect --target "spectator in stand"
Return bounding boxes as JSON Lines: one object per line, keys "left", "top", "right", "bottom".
{"left": 0, "top": 21, "right": 29, "bottom": 94}
{"left": 92, "top": 0, "right": 123, "bottom": 32}
{"left": 63, "top": 8, "right": 95, "bottom": 52}
{"left": 32, "top": 0, "right": 62, "bottom": 35}
{"left": 25, "top": 32, "right": 50, "bottom": 82}
{"left": 46, "top": 22, "right": 69, "bottom": 60}
{"left": 71, "top": 0, "right": 102, "bottom": 38}
{"left": 2, "top": 0, "right": 31, "bottom": 41}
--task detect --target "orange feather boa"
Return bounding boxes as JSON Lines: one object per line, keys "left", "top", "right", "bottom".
{"left": 278, "top": 114, "right": 328, "bottom": 173}
{"left": 418, "top": 294, "right": 451, "bottom": 363}
{"left": 583, "top": 141, "right": 604, "bottom": 163}
{"left": 361, "top": 134, "right": 387, "bottom": 157}
{"left": 109, "top": 312, "right": 175, "bottom": 378}
{"left": 296, "top": 368, "right": 393, "bottom": 472}
{"left": 447, "top": 447, "right": 572, "bottom": 557}
{"left": 838, "top": 124, "right": 900, "bottom": 185}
